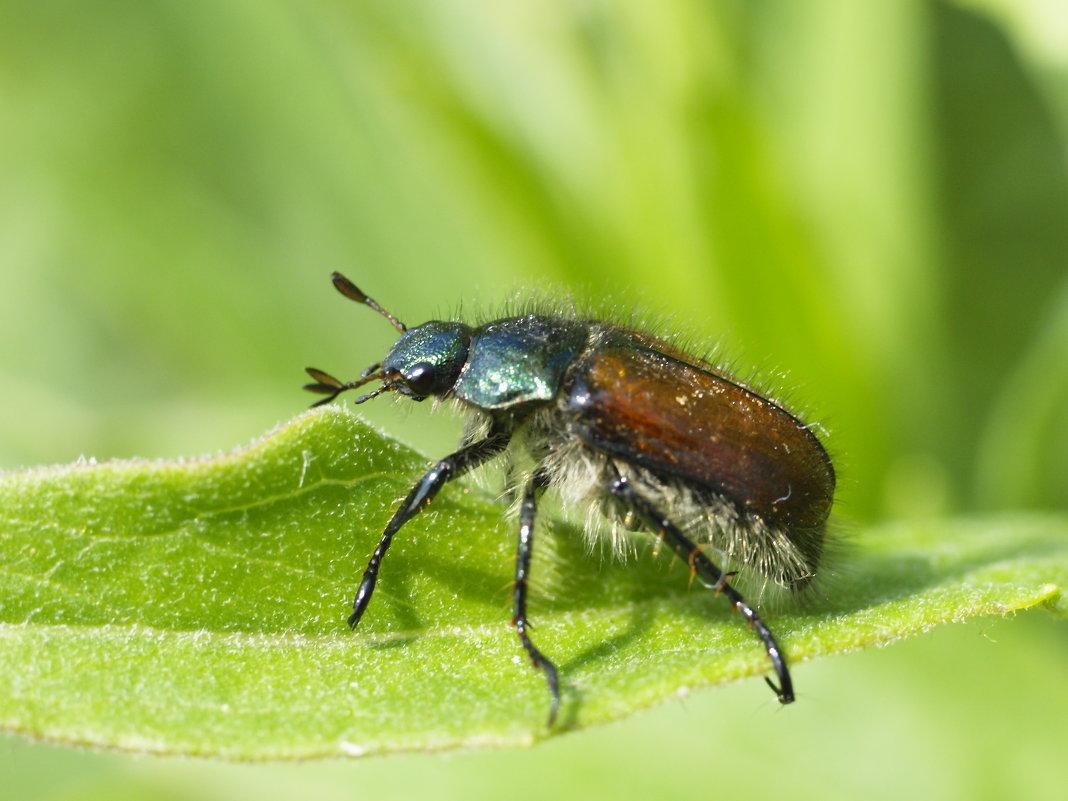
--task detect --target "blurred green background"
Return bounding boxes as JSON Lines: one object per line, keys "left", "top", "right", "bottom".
{"left": 1, "top": 1, "right": 1066, "bottom": 799}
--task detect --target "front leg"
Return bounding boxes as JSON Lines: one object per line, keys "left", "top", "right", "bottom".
{"left": 348, "top": 424, "right": 512, "bottom": 628}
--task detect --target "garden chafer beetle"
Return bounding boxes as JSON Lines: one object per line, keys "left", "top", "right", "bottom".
{"left": 305, "top": 272, "right": 835, "bottom": 725}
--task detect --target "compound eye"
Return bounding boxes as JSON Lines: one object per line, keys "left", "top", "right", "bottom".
{"left": 403, "top": 362, "right": 437, "bottom": 398}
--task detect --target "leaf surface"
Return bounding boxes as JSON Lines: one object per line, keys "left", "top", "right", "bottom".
{"left": 0, "top": 408, "right": 1064, "bottom": 758}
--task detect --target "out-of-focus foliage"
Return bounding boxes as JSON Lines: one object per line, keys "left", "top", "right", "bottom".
{"left": 0, "top": 0, "right": 1065, "bottom": 798}
{"left": 2, "top": 2, "right": 1066, "bottom": 518}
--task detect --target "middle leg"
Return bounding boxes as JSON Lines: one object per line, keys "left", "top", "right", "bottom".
{"left": 512, "top": 470, "right": 560, "bottom": 726}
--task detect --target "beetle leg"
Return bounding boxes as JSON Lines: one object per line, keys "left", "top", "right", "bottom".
{"left": 608, "top": 474, "right": 795, "bottom": 705}
{"left": 512, "top": 470, "right": 559, "bottom": 726}
{"left": 347, "top": 425, "right": 512, "bottom": 629}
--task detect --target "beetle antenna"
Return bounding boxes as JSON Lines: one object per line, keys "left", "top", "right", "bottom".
{"left": 303, "top": 367, "right": 392, "bottom": 407}
{"left": 330, "top": 272, "right": 407, "bottom": 333}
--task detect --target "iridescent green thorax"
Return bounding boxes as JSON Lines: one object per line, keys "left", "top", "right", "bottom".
{"left": 452, "top": 315, "right": 589, "bottom": 410}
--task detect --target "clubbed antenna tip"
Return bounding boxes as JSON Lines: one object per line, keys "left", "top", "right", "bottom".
{"left": 330, "top": 272, "right": 407, "bottom": 334}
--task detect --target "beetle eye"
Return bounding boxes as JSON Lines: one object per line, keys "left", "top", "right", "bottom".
{"left": 403, "top": 362, "right": 437, "bottom": 398}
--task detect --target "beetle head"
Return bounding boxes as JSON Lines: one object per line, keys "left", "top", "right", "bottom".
{"left": 380, "top": 321, "right": 471, "bottom": 400}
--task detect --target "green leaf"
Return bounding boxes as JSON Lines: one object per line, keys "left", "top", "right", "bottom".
{"left": 0, "top": 408, "right": 1064, "bottom": 759}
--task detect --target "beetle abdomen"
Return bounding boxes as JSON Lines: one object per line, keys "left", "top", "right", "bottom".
{"left": 563, "top": 331, "right": 835, "bottom": 586}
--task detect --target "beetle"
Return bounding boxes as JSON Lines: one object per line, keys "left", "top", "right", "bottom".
{"left": 304, "top": 272, "right": 835, "bottom": 724}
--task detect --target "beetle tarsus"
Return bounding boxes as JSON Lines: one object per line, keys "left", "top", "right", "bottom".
{"left": 764, "top": 675, "right": 793, "bottom": 704}
{"left": 516, "top": 622, "right": 560, "bottom": 727}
